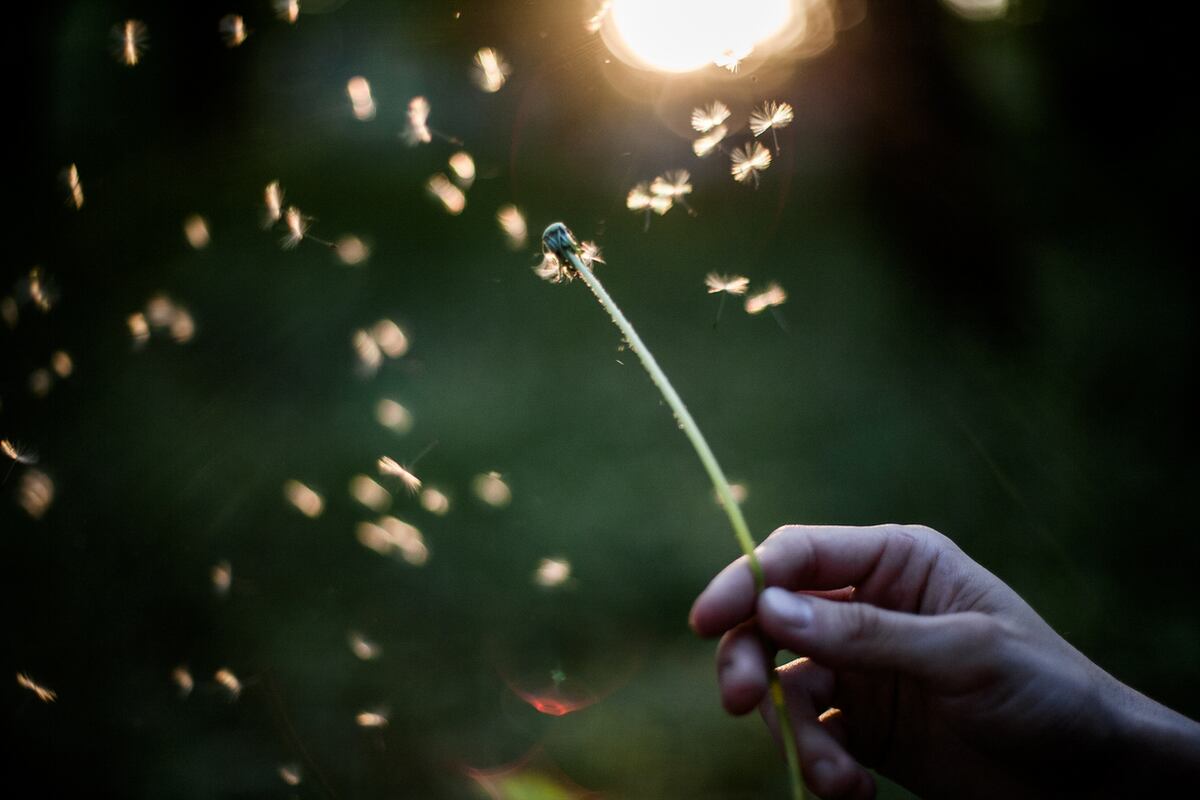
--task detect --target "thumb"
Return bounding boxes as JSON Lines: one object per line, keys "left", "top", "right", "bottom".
{"left": 757, "top": 587, "right": 997, "bottom": 685}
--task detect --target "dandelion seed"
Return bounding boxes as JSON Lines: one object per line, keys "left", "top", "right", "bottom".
{"left": 29, "top": 369, "right": 53, "bottom": 398}
{"left": 211, "top": 560, "right": 232, "bottom": 596}
{"left": 17, "top": 470, "right": 52, "bottom": 518}
{"left": 378, "top": 457, "right": 422, "bottom": 494}
{"left": 533, "top": 558, "right": 571, "bottom": 588}
{"left": 420, "top": 487, "right": 450, "bottom": 516}
{"left": 369, "top": 319, "right": 409, "bottom": 359}
{"left": 448, "top": 151, "right": 476, "bottom": 186}
{"left": 749, "top": 100, "right": 794, "bottom": 151}
{"left": 112, "top": 19, "right": 147, "bottom": 66}
{"left": 651, "top": 170, "right": 695, "bottom": 214}
{"left": 472, "top": 471, "right": 511, "bottom": 508}
{"left": 705, "top": 273, "right": 750, "bottom": 295}
{"left": 278, "top": 764, "right": 302, "bottom": 786}
{"left": 63, "top": 163, "right": 84, "bottom": 210}
{"left": 349, "top": 474, "right": 391, "bottom": 513}
{"left": 745, "top": 281, "right": 787, "bottom": 314}
{"left": 347, "top": 76, "right": 377, "bottom": 121}
{"left": 496, "top": 204, "right": 528, "bottom": 249}
{"left": 584, "top": 0, "right": 612, "bottom": 33}
{"left": 730, "top": 141, "right": 772, "bottom": 186}
{"left": 347, "top": 631, "right": 381, "bottom": 661}
{"left": 1, "top": 296, "right": 17, "bottom": 328}
{"left": 534, "top": 251, "right": 566, "bottom": 283}
{"left": 274, "top": 0, "right": 300, "bottom": 24}
{"left": 472, "top": 47, "right": 510, "bottom": 93}
{"left": 263, "top": 181, "right": 284, "bottom": 227}
{"left": 691, "top": 101, "right": 730, "bottom": 133}
{"left": 281, "top": 206, "right": 308, "bottom": 248}
{"left": 41, "top": 364, "right": 64, "bottom": 389}
{"left": 335, "top": 235, "right": 369, "bottom": 265}
{"left": 715, "top": 481, "right": 749, "bottom": 506}
{"left": 427, "top": 174, "right": 466, "bottom": 215}
{"left": 283, "top": 480, "right": 324, "bottom": 518}
{"left": 714, "top": 44, "right": 753, "bottom": 72}
{"left": 356, "top": 710, "right": 389, "bottom": 728}
{"left": 219, "top": 15, "right": 249, "bottom": 47}
{"left": 403, "top": 96, "right": 433, "bottom": 145}
{"left": 2, "top": 439, "right": 37, "bottom": 465}
{"left": 356, "top": 516, "right": 428, "bottom": 565}
{"left": 171, "top": 666, "right": 194, "bottom": 698}
{"left": 375, "top": 398, "right": 413, "bottom": 433}
{"left": 579, "top": 241, "right": 605, "bottom": 268}
{"left": 127, "top": 312, "right": 150, "bottom": 346}
{"left": 16, "top": 673, "right": 56, "bottom": 703}
{"left": 169, "top": 309, "right": 195, "bottom": 343}
{"left": 183, "top": 214, "right": 210, "bottom": 249}
{"left": 145, "top": 295, "right": 176, "bottom": 329}
{"left": 214, "top": 668, "right": 242, "bottom": 700}
{"left": 692, "top": 124, "right": 728, "bottom": 157}
{"left": 626, "top": 183, "right": 652, "bottom": 211}
{"left": 354, "top": 329, "right": 383, "bottom": 374}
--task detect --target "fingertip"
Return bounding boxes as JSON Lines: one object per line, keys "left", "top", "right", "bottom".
{"left": 716, "top": 626, "right": 769, "bottom": 715}
{"left": 806, "top": 757, "right": 873, "bottom": 800}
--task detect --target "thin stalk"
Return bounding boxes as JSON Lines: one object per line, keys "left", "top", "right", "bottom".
{"left": 561, "top": 246, "right": 806, "bottom": 800}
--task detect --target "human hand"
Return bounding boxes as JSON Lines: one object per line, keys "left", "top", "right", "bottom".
{"left": 690, "top": 524, "right": 1200, "bottom": 798}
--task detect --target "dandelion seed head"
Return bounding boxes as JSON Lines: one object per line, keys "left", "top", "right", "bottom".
{"left": 219, "top": 15, "right": 248, "bottom": 47}
{"left": 274, "top": 0, "right": 300, "bottom": 24}
{"left": 347, "top": 76, "right": 376, "bottom": 121}
{"left": 356, "top": 710, "right": 389, "bottom": 728}
{"left": 745, "top": 281, "right": 787, "bottom": 314}
{"left": 214, "top": 668, "right": 242, "bottom": 700}
{"left": 378, "top": 457, "right": 422, "bottom": 494}
{"left": 448, "top": 151, "right": 476, "bottom": 185}
{"left": 211, "top": 560, "right": 232, "bottom": 596}
{"left": 18, "top": 469, "right": 53, "bottom": 519}
{"left": 282, "top": 206, "right": 308, "bottom": 248}
{"left": 496, "top": 204, "right": 528, "bottom": 249}
{"left": 705, "top": 273, "right": 750, "bottom": 295}
{"left": 420, "top": 487, "right": 450, "bottom": 516}
{"left": 112, "top": 19, "right": 147, "bottom": 66}
{"left": 626, "top": 183, "right": 652, "bottom": 211}
{"left": 749, "top": 100, "right": 794, "bottom": 137}
{"left": 370, "top": 319, "right": 409, "bottom": 358}
{"left": 692, "top": 124, "right": 728, "bottom": 157}
{"left": 347, "top": 631, "right": 381, "bottom": 661}
{"left": 278, "top": 764, "right": 302, "bottom": 786}
{"left": 472, "top": 47, "right": 510, "bottom": 93}
{"left": 427, "top": 174, "right": 466, "bottom": 215}
{"left": 17, "top": 673, "right": 56, "bottom": 703}
{"left": 375, "top": 398, "right": 413, "bottom": 433}
{"left": 64, "top": 163, "right": 84, "bottom": 210}
{"left": 349, "top": 474, "right": 391, "bottom": 512}
{"left": 730, "top": 141, "right": 772, "bottom": 184}
{"left": 650, "top": 170, "right": 693, "bottom": 198}
{"left": 534, "top": 558, "right": 571, "bottom": 588}
{"left": 171, "top": 666, "right": 194, "bottom": 698}
{"left": 691, "top": 101, "right": 730, "bottom": 133}
{"left": 263, "top": 181, "right": 284, "bottom": 227}
{"left": 183, "top": 214, "right": 210, "bottom": 249}
{"left": 283, "top": 480, "right": 324, "bottom": 518}
{"left": 336, "top": 235, "right": 370, "bottom": 265}
{"left": 472, "top": 471, "right": 511, "bottom": 508}
{"left": 403, "top": 96, "right": 433, "bottom": 145}
{"left": 585, "top": 0, "right": 612, "bottom": 33}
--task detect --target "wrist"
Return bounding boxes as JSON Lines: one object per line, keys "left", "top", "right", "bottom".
{"left": 1096, "top": 675, "right": 1200, "bottom": 793}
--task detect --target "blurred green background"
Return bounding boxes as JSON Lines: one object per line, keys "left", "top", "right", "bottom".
{"left": 3, "top": 1, "right": 1196, "bottom": 797}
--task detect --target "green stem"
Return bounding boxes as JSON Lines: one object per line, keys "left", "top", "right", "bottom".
{"left": 564, "top": 249, "right": 806, "bottom": 800}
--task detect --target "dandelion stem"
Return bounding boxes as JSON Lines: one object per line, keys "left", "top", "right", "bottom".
{"left": 559, "top": 243, "right": 806, "bottom": 800}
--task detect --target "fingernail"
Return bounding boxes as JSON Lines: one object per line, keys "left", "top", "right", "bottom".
{"left": 762, "top": 587, "right": 812, "bottom": 628}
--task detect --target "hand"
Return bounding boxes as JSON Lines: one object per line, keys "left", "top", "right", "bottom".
{"left": 690, "top": 524, "right": 1200, "bottom": 799}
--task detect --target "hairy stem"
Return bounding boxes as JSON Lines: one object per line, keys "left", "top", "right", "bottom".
{"left": 564, "top": 249, "right": 806, "bottom": 800}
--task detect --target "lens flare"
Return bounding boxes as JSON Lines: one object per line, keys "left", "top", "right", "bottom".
{"left": 603, "top": 0, "right": 796, "bottom": 73}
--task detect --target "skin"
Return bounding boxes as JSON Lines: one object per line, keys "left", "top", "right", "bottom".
{"left": 689, "top": 524, "right": 1200, "bottom": 799}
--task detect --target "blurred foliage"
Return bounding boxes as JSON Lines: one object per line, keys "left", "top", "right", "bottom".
{"left": 2, "top": 1, "right": 1196, "bottom": 798}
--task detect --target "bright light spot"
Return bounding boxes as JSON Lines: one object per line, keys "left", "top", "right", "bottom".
{"left": 534, "top": 558, "right": 571, "bottom": 588}
{"left": 211, "top": 560, "right": 232, "bottom": 596}
{"left": 336, "top": 235, "right": 370, "bottom": 265}
{"left": 347, "top": 630, "right": 382, "bottom": 661}
{"left": 356, "top": 710, "right": 389, "bottom": 728}
{"left": 448, "top": 151, "right": 476, "bottom": 185}
{"left": 420, "top": 486, "right": 450, "bottom": 516}
{"left": 347, "top": 76, "right": 377, "bottom": 120}
{"left": 375, "top": 398, "right": 414, "bottom": 433}
{"left": 283, "top": 480, "right": 324, "bottom": 518}
{"left": 18, "top": 470, "right": 53, "bottom": 519}
{"left": 472, "top": 472, "right": 511, "bottom": 508}
{"left": 278, "top": 764, "right": 302, "bottom": 786}
{"left": 214, "top": 668, "right": 242, "bottom": 700}
{"left": 941, "top": 0, "right": 1008, "bottom": 21}
{"left": 17, "top": 673, "right": 57, "bottom": 703}
{"left": 183, "top": 214, "right": 210, "bottom": 249}
{"left": 349, "top": 474, "right": 391, "bottom": 512}
{"left": 605, "top": 0, "right": 795, "bottom": 73}
{"left": 171, "top": 666, "right": 194, "bottom": 698}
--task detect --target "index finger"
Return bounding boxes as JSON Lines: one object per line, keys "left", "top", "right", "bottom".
{"left": 689, "top": 524, "right": 898, "bottom": 638}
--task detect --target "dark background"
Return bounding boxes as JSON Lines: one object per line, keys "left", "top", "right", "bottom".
{"left": 2, "top": 1, "right": 1196, "bottom": 797}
